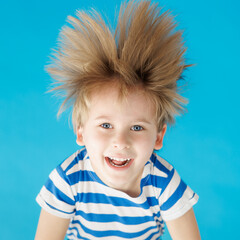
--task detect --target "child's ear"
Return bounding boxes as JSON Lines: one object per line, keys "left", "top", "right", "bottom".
{"left": 154, "top": 124, "right": 167, "bottom": 150}
{"left": 76, "top": 127, "right": 85, "bottom": 146}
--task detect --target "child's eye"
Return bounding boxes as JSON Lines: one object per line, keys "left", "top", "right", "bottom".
{"left": 131, "top": 125, "right": 143, "bottom": 131}
{"left": 100, "top": 123, "right": 112, "bottom": 129}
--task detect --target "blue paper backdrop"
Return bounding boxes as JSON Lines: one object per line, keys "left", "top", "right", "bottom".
{"left": 0, "top": 0, "right": 239, "bottom": 239}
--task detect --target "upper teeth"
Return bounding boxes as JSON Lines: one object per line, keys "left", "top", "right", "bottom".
{"left": 109, "top": 157, "right": 131, "bottom": 162}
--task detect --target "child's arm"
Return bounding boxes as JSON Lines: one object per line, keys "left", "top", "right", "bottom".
{"left": 35, "top": 209, "right": 70, "bottom": 240}
{"left": 166, "top": 208, "right": 201, "bottom": 240}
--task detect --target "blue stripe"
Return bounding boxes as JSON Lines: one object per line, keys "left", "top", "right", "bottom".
{"left": 45, "top": 201, "right": 75, "bottom": 215}
{"left": 68, "top": 170, "right": 95, "bottom": 185}
{"left": 158, "top": 168, "right": 175, "bottom": 197}
{"left": 59, "top": 148, "right": 87, "bottom": 173}
{"left": 145, "top": 174, "right": 169, "bottom": 189}
{"left": 45, "top": 178, "right": 75, "bottom": 206}
{"left": 63, "top": 148, "right": 87, "bottom": 174}
{"left": 150, "top": 154, "right": 169, "bottom": 174}
{"left": 87, "top": 170, "right": 107, "bottom": 185}
{"left": 190, "top": 192, "right": 196, "bottom": 200}
{"left": 76, "top": 148, "right": 88, "bottom": 160}
{"left": 152, "top": 212, "right": 162, "bottom": 222}
{"left": 69, "top": 219, "right": 159, "bottom": 238}
{"left": 160, "top": 179, "right": 187, "bottom": 211}
{"left": 149, "top": 154, "right": 176, "bottom": 197}
{"left": 63, "top": 157, "right": 79, "bottom": 175}
{"left": 57, "top": 163, "right": 98, "bottom": 186}
{"left": 146, "top": 196, "right": 159, "bottom": 207}
{"left": 76, "top": 193, "right": 159, "bottom": 209}
{"left": 57, "top": 159, "right": 106, "bottom": 187}
{"left": 75, "top": 209, "right": 156, "bottom": 224}
{"left": 145, "top": 229, "right": 161, "bottom": 240}
{"left": 140, "top": 174, "right": 150, "bottom": 189}
{"left": 67, "top": 227, "right": 89, "bottom": 240}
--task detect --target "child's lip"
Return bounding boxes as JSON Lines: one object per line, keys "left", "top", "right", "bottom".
{"left": 105, "top": 156, "right": 134, "bottom": 170}
{"left": 105, "top": 153, "right": 134, "bottom": 159}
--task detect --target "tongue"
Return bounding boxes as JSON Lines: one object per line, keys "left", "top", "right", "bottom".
{"left": 111, "top": 159, "right": 128, "bottom": 166}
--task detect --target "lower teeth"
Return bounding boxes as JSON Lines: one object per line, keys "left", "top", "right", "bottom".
{"left": 109, "top": 158, "right": 130, "bottom": 167}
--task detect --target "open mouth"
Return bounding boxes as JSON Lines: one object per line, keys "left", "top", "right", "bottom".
{"left": 105, "top": 156, "right": 132, "bottom": 168}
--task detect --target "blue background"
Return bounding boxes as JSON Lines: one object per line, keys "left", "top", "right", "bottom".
{"left": 0, "top": 0, "right": 239, "bottom": 239}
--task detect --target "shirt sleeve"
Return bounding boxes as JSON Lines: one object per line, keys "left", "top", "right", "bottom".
{"left": 158, "top": 168, "right": 199, "bottom": 221}
{"left": 36, "top": 164, "right": 76, "bottom": 219}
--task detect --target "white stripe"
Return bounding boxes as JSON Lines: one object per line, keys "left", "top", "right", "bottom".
{"left": 67, "top": 227, "right": 80, "bottom": 239}
{"left": 161, "top": 186, "right": 199, "bottom": 221}
{"left": 68, "top": 220, "right": 160, "bottom": 240}
{"left": 61, "top": 151, "right": 80, "bottom": 171}
{"left": 49, "top": 169, "right": 75, "bottom": 201}
{"left": 158, "top": 169, "right": 181, "bottom": 205}
{"left": 65, "top": 156, "right": 92, "bottom": 176}
{"left": 75, "top": 201, "right": 158, "bottom": 217}
{"left": 72, "top": 214, "right": 158, "bottom": 232}
{"left": 142, "top": 178, "right": 162, "bottom": 200}
{"left": 65, "top": 160, "right": 85, "bottom": 175}
{"left": 152, "top": 164, "right": 168, "bottom": 177}
{"left": 155, "top": 154, "right": 173, "bottom": 172}
{"left": 68, "top": 221, "right": 97, "bottom": 240}
{"left": 71, "top": 179, "right": 149, "bottom": 204}
{"left": 36, "top": 193, "right": 74, "bottom": 219}
{"left": 61, "top": 148, "right": 86, "bottom": 171}
{"left": 38, "top": 186, "right": 74, "bottom": 213}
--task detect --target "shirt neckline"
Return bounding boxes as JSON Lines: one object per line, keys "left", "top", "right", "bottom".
{"left": 84, "top": 152, "right": 152, "bottom": 201}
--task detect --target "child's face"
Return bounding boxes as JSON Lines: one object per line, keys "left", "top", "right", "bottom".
{"left": 77, "top": 85, "right": 166, "bottom": 197}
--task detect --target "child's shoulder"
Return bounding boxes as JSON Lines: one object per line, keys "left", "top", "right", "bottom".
{"left": 46, "top": 147, "right": 95, "bottom": 188}
{"left": 56, "top": 147, "right": 89, "bottom": 176}
{"left": 150, "top": 152, "right": 174, "bottom": 177}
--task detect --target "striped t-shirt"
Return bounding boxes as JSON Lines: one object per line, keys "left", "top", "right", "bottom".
{"left": 36, "top": 147, "right": 198, "bottom": 239}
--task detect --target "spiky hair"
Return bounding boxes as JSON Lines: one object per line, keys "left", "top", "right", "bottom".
{"left": 46, "top": 0, "right": 190, "bottom": 132}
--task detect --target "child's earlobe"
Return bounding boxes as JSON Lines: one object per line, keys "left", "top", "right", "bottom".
{"left": 154, "top": 124, "right": 167, "bottom": 150}
{"left": 76, "top": 128, "right": 84, "bottom": 146}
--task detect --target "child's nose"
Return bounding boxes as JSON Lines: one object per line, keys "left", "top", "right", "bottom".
{"left": 112, "top": 131, "right": 130, "bottom": 150}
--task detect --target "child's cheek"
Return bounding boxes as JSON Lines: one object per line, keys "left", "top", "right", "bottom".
{"left": 92, "top": 129, "right": 110, "bottom": 144}
{"left": 133, "top": 132, "right": 156, "bottom": 148}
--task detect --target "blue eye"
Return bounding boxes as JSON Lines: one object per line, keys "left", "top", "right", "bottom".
{"left": 131, "top": 125, "right": 143, "bottom": 131}
{"left": 101, "top": 123, "right": 112, "bottom": 129}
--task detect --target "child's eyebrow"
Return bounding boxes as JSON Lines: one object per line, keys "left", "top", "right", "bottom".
{"left": 94, "top": 116, "right": 152, "bottom": 125}
{"left": 134, "top": 119, "right": 152, "bottom": 125}
{"left": 94, "top": 116, "right": 112, "bottom": 121}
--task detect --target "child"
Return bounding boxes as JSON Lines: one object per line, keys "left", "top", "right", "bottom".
{"left": 35, "top": 0, "right": 200, "bottom": 239}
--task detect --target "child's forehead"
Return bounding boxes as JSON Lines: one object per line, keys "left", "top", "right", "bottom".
{"left": 87, "top": 84, "right": 157, "bottom": 119}
{"left": 88, "top": 83, "right": 152, "bottom": 105}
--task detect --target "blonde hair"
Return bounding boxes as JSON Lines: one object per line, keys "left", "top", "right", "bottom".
{"left": 46, "top": 0, "right": 191, "bottom": 132}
